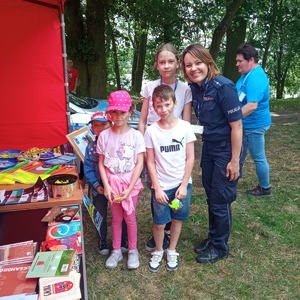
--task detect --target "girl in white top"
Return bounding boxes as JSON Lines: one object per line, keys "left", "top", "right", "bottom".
{"left": 138, "top": 43, "right": 193, "bottom": 252}
{"left": 138, "top": 43, "right": 192, "bottom": 134}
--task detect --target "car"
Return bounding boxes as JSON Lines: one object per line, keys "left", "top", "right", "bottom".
{"left": 68, "top": 92, "right": 140, "bottom": 130}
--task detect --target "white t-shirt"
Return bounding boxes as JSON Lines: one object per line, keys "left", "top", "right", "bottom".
{"left": 96, "top": 128, "right": 145, "bottom": 175}
{"left": 144, "top": 119, "right": 197, "bottom": 190}
{"left": 141, "top": 79, "right": 192, "bottom": 125}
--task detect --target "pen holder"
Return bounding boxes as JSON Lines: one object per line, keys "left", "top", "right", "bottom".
{"left": 46, "top": 174, "right": 78, "bottom": 199}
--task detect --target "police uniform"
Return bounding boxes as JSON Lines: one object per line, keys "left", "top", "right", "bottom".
{"left": 190, "top": 75, "right": 247, "bottom": 257}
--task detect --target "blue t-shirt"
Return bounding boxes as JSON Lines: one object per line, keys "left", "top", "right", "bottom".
{"left": 236, "top": 65, "right": 272, "bottom": 129}
{"left": 190, "top": 75, "right": 242, "bottom": 142}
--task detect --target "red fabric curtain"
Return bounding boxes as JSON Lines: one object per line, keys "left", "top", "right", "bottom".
{"left": 0, "top": 0, "right": 68, "bottom": 151}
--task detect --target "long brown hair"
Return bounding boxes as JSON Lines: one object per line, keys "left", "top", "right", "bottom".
{"left": 181, "top": 44, "right": 220, "bottom": 83}
{"left": 153, "top": 43, "right": 179, "bottom": 72}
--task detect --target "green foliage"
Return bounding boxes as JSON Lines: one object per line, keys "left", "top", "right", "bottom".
{"left": 65, "top": 0, "right": 300, "bottom": 97}
{"left": 270, "top": 97, "right": 300, "bottom": 111}
{"left": 67, "top": 38, "right": 100, "bottom": 62}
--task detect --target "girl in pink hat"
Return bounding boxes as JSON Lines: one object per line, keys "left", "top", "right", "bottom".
{"left": 97, "top": 90, "right": 145, "bottom": 270}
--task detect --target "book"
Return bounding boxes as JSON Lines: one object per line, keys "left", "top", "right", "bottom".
{"left": 0, "top": 241, "right": 37, "bottom": 266}
{"left": 0, "top": 294, "right": 38, "bottom": 300}
{"left": 26, "top": 250, "right": 77, "bottom": 278}
{"left": 82, "top": 193, "right": 102, "bottom": 237}
{"left": 0, "top": 263, "right": 38, "bottom": 298}
{"left": 0, "top": 177, "right": 48, "bottom": 206}
{"left": 40, "top": 235, "right": 82, "bottom": 255}
{"left": 42, "top": 155, "right": 76, "bottom": 167}
{"left": 45, "top": 222, "right": 81, "bottom": 241}
{"left": 31, "top": 177, "right": 48, "bottom": 202}
{"left": 38, "top": 270, "right": 81, "bottom": 300}
{"left": 41, "top": 206, "right": 79, "bottom": 223}
{"left": 3, "top": 189, "right": 24, "bottom": 205}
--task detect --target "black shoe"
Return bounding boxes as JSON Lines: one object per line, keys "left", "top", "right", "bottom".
{"left": 194, "top": 239, "right": 211, "bottom": 254}
{"left": 246, "top": 185, "right": 272, "bottom": 197}
{"left": 196, "top": 248, "right": 228, "bottom": 264}
{"left": 145, "top": 235, "right": 155, "bottom": 252}
{"left": 98, "top": 242, "right": 109, "bottom": 256}
{"left": 145, "top": 232, "right": 170, "bottom": 252}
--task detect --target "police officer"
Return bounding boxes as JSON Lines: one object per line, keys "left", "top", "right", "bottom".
{"left": 181, "top": 44, "right": 247, "bottom": 264}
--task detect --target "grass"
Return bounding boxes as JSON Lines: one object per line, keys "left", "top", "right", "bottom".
{"left": 82, "top": 99, "right": 300, "bottom": 300}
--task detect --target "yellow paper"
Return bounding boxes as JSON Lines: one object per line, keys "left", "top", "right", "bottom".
{"left": 10, "top": 169, "right": 50, "bottom": 184}
{"left": 0, "top": 174, "right": 15, "bottom": 184}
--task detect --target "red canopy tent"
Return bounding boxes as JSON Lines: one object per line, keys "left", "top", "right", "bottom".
{"left": 0, "top": 0, "right": 68, "bottom": 151}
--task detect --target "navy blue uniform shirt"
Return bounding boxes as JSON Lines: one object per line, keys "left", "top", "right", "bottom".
{"left": 190, "top": 75, "right": 242, "bottom": 142}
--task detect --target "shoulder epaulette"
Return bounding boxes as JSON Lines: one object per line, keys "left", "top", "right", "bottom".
{"left": 211, "top": 78, "right": 224, "bottom": 90}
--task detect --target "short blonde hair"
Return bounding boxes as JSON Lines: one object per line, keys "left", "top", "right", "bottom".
{"left": 181, "top": 44, "right": 220, "bottom": 83}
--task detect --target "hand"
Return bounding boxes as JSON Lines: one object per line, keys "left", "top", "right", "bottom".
{"left": 113, "top": 188, "right": 131, "bottom": 202}
{"left": 175, "top": 185, "right": 187, "bottom": 200}
{"left": 103, "top": 185, "right": 116, "bottom": 203}
{"left": 154, "top": 188, "right": 169, "bottom": 204}
{"left": 96, "top": 186, "right": 104, "bottom": 195}
{"left": 226, "top": 160, "right": 240, "bottom": 181}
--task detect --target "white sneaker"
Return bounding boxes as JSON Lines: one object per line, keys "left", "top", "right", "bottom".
{"left": 127, "top": 249, "right": 139, "bottom": 269}
{"left": 105, "top": 250, "right": 123, "bottom": 269}
{"left": 148, "top": 251, "right": 163, "bottom": 272}
{"left": 166, "top": 250, "right": 179, "bottom": 271}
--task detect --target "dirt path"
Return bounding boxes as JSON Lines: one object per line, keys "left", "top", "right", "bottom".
{"left": 270, "top": 111, "right": 300, "bottom": 124}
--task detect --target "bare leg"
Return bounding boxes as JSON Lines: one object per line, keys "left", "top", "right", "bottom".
{"left": 153, "top": 224, "right": 165, "bottom": 251}
{"left": 168, "top": 219, "right": 182, "bottom": 250}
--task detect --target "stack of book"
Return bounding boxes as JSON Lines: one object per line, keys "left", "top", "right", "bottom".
{"left": 28, "top": 205, "right": 84, "bottom": 300}
{"left": 0, "top": 240, "right": 39, "bottom": 299}
{"left": 40, "top": 206, "right": 82, "bottom": 255}
{"left": 26, "top": 250, "right": 81, "bottom": 300}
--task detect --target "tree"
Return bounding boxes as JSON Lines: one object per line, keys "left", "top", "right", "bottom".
{"left": 65, "top": 0, "right": 89, "bottom": 95}
{"left": 223, "top": 15, "right": 247, "bottom": 82}
{"left": 210, "top": 0, "right": 246, "bottom": 60}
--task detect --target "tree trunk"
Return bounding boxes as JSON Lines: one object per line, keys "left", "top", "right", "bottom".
{"left": 86, "top": 0, "right": 107, "bottom": 98}
{"left": 107, "top": 18, "right": 121, "bottom": 90}
{"left": 262, "top": 0, "right": 278, "bottom": 69}
{"left": 132, "top": 23, "right": 148, "bottom": 93}
{"left": 64, "top": 0, "right": 89, "bottom": 95}
{"left": 223, "top": 17, "right": 247, "bottom": 82}
{"left": 131, "top": 30, "right": 138, "bottom": 88}
{"left": 210, "top": 0, "right": 245, "bottom": 60}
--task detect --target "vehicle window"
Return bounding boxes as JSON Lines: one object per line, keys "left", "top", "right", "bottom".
{"left": 69, "top": 93, "right": 95, "bottom": 109}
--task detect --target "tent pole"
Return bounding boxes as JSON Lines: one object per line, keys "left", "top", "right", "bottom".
{"left": 60, "top": 12, "right": 71, "bottom": 134}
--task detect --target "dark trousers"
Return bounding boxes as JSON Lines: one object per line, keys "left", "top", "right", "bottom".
{"left": 201, "top": 138, "right": 247, "bottom": 256}
{"left": 93, "top": 193, "right": 127, "bottom": 244}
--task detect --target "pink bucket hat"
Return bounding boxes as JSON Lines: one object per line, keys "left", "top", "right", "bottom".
{"left": 107, "top": 90, "right": 132, "bottom": 112}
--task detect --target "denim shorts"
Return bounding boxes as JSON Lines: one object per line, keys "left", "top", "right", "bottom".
{"left": 151, "top": 183, "right": 192, "bottom": 225}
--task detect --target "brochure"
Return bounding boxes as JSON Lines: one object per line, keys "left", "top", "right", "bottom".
{"left": 26, "top": 250, "right": 77, "bottom": 278}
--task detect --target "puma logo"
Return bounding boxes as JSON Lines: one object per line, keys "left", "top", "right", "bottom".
{"left": 172, "top": 137, "right": 184, "bottom": 147}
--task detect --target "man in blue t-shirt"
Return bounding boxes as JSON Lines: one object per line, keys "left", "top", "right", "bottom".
{"left": 236, "top": 43, "right": 272, "bottom": 197}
